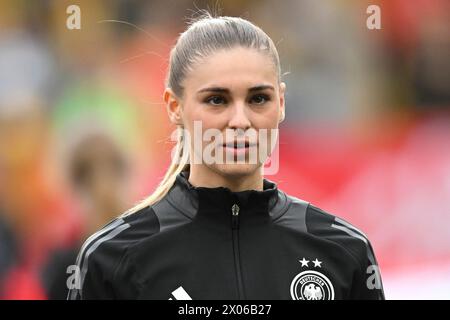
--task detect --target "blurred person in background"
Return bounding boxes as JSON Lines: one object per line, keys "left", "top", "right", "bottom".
{"left": 42, "top": 132, "right": 129, "bottom": 299}
{"left": 39, "top": 67, "right": 153, "bottom": 300}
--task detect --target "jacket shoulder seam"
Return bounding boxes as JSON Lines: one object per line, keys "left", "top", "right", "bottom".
{"left": 305, "top": 204, "right": 367, "bottom": 271}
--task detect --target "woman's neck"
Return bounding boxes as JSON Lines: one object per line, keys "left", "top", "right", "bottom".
{"left": 188, "top": 164, "right": 264, "bottom": 192}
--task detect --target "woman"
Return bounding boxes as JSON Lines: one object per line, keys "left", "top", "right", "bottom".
{"left": 68, "top": 13, "right": 385, "bottom": 300}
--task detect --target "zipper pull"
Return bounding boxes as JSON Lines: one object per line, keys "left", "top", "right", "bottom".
{"left": 231, "top": 203, "right": 240, "bottom": 229}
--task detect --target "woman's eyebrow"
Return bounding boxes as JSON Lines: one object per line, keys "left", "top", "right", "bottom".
{"left": 197, "top": 84, "right": 274, "bottom": 94}
{"left": 197, "top": 87, "right": 229, "bottom": 94}
{"left": 248, "top": 85, "right": 274, "bottom": 92}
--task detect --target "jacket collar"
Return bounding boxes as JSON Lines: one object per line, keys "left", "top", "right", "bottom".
{"left": 167, "top": 170, "right": 291, "bottom": 223}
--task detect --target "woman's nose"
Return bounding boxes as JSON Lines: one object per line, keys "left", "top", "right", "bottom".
{"left": 227, "top": 103, "right": 251, "bottom": 130}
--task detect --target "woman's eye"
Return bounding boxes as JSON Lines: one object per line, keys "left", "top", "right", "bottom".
{"left": 250, "top": 94, "right": 270, "bottom": 105}
{"left": 205, "top": 96, "right": 227, "bottom": 106}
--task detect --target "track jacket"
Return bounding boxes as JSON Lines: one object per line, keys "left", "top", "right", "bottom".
{"left": 68, "top": 171, "right": 385, "bottom": 300}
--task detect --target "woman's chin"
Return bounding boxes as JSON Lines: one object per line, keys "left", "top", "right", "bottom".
{"left": 211, "top": 162, "right": 262, "bottom": 178}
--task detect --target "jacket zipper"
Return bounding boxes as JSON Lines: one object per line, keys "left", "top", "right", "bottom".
{"left": 231, "top": 203, "right": 245, "bottom": 299}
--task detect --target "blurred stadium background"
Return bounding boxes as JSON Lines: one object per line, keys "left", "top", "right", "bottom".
{"left": 0, "top": 0, "right": 449, "bottom": 299}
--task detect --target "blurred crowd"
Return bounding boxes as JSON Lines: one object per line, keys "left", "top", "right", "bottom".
{"left": 0, "top": 0, "right": 449, "bottom": 299}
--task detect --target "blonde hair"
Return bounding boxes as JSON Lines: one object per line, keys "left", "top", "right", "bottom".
{"left": 121, "top": 127, "right": 189, "bottom": 216}
{"left": 122, "top": 11, "right": 281, "bottom": 216}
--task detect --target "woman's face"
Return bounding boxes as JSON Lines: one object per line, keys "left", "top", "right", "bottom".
{"left": 167, "top": 46, "right": 285, "bottom": 178}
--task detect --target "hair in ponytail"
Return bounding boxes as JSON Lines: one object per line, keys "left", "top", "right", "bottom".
{"left": 121, "top": 127, "right": 189, "bottom": 216}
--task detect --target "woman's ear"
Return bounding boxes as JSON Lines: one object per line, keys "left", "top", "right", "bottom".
{"left": 164, "top": 88, "right": 183, "bottom": 126}
{"left": 279, "top": 82, "right": 286, "bottom": 123}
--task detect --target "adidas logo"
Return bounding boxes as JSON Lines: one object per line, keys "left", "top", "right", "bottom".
{"left": 168, "top": 286, "right": 193, "bottom": 300}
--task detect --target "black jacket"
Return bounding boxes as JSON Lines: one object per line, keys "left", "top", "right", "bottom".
{"left": 68, "top": 171, "right": 385, "bottom": 300}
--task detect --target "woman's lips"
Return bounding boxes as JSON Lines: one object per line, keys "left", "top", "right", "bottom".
{"left": 221, "top": 142, "right": 257, "bottom": 157}
{"left": 222, "top": 141, "right": 257, "bottom": 148}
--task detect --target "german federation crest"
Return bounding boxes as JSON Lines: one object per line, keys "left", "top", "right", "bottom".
{"left": 290, "top": 258, "right": 335, "bottom": 300}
